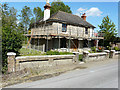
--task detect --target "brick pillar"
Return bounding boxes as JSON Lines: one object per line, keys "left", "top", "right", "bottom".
{"left": 73, "top": 52, "right": 79, "bottom": 63}
{"left": 7, "top": 52, "right": 16, "bottom": 72}
{"left": 83, "top": 51, "right": 89, "bottom": 62}
{"left": 110, "top": 50, "right": 115, "bottom": 58}
{"left": 104, "top": 50, "right": 110, "bottom": 59}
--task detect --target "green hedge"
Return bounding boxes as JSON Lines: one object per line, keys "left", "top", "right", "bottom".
{"left": 46, "top": 51, "right": 73, "bottom": 55}
{"left": 79, "top": 54, "right": 83, "bottom": 61}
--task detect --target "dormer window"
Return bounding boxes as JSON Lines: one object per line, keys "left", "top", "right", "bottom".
{"left": 85, "top": 27, "right": 88, "bottom": 34}
{"left": 62, "top": 24, "right": 67, "bottom": 32}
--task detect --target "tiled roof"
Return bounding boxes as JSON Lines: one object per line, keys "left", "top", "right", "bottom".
{"left": 30, "top": 11, "right": 96, "bottom": 28}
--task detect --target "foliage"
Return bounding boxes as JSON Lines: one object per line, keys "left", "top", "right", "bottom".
{"left": 46, "top": 51, "right": 73, "bottom": 55}
{"left": 97, "top": 46, "right": 104, "bottom": 52}
{"left": 2, "top": 3, "right": 23, "bottom": 73}
{"left": 20, "top": 6, "right": 32, "bottom": 34}
{"left": 114, "top": 47, "right": 120, "bottom": 51}
{"left": 91, "top": 47, "right": 96, "bottom": 53}
{"left": 79, "top": 54, "right": 83, "bottom": 61}
{"left": 50, "top": 0, "right": 72, "bottom": 15}
{"left": 33, "top": 7, "right": 43, "bottom": 21}
{"left": 46, "top": 51, "right": 60, "bottom": 55}
{"left": 88, "top": 50, "right": 95, "bottom": 53}
{"left": 19, "top": 48, "right": 41, "bottom": 56}
{"left": 106, "top": 46, "right": 111, "bottom": 50}
{"left": 59, "top": 52, "right": 73, "bottom": 55}
{"left": 98, "top": 16, "right": 117, "bottom": 46}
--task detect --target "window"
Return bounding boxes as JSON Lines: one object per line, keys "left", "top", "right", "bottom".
{"left": 85, "top": 27, "right": 88, "bottom": 34}
{"left": 62, "top": 24, "right": 67, "bottom": 32}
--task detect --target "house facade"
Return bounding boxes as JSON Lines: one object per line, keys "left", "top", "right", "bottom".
{"left": 26, "top": 2, "right": 103, "bottom": 52}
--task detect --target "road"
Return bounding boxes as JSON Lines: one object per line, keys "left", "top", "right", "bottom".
{"left": 6, "top": 59, "right": 118, "bottom": 88}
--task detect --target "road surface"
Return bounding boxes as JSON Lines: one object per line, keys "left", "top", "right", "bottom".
{"left": 6, "top": 59, "right": 118, "bottom": 88}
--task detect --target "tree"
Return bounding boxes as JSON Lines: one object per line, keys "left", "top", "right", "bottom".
{"left": 98, "top": 16, "right": 117, "bottom": 47}
{"left": 20, "top": 6, "right": 32, "bottom": 34}
{"left": 30, "top": 7, "right": 43, "bottom": 25}
{"left": 2, "top": 4, "right": 23, "bottom": 73}
{"left": 50, "top": 0, "right": 72, "bottom": 15}
{"left": 33, "top": 7, "right": 43, "bottom": 21}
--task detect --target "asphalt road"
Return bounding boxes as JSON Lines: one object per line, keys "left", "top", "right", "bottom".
{"left": 6, "top": 59, "right": 118, "bottom": 88}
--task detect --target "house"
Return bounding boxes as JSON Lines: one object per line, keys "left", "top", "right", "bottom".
{"left": 26, "top": 1, "right": 103, "bottom": 52}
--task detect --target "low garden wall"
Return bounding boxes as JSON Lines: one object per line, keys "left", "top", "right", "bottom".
{"left": 7, "top": 53, "right": 79, "bottom": 73}
{"left": 7, "top": 50, "right": 119, "bottom": 73}
{"left": 83, "top": 50, "right": 120, "bottom": 62}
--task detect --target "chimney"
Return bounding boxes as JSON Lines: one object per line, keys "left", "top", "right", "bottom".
{"left": 44, "top": 0, "right": 51, "bottom": 21}
{"left": 81, "top": 13, "right": 87, "bottom": 21}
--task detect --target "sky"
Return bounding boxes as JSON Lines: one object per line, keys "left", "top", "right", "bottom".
{"left": 2, "top": 1, "right": 119, "bottom": 36}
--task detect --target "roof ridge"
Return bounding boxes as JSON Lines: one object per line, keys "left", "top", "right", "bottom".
{"left": 58, "top": 10, "right": 82, "bottom": 18}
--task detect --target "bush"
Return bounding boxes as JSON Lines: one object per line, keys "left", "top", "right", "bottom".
{"left": 79, "top": 54, "right": 83, "bottom": 61}
{"left": 59, "top": 52, "right": 73, "bottom": 55}
{"left": 88, "top": 50, "right": 95, "bottom": 53}
{"left": 46, "top": 51, "right": 60, "bottom": 55}
{"left": 106, "top": 46, "right": 111, "bottom": 50}
{"left": 97, "top": 46, "right": 104, "bottom": 52}
{"left": 91, "top": 47, "right": 96, "bottom": 53}
{"left": 114, "top": 47, "right": 119, "bottom": 51}
{"left": 19, "top": 48, "right": 41, "bottom": 56}
{"left": 46, "top": 51, "right": 73, "bottom": 55}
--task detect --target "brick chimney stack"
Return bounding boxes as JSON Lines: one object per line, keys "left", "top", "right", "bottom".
{"left": 81, "top": 13, "right": 87, "bottom": 21}
{"left": 44, "top": 0, "right": 51, "bottom": 21}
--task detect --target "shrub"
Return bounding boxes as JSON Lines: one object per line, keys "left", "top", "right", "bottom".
{"left": 46, "top": 51, "right": 73, "bottom": 55}
{"left": 19, "top": 48, "right": 41, "bottom": 56}
{"left": 59, "top": 52, "right": 73, "bottom": 55}
{"left": 114, "top": 47, "right": 119, "bottom": 51}
{"left": 46, "top": 51, "right": 60, "bottom": 55}
{"left": 79, "top": 54, "right": 83, "bottom": 61}
{"left": 98, "top": 46, "right": 104, "bottom": 52}
{"left": 91, "top": 47, "right": 96, "bottom": 53}
{"left": 106, "top": 46, "right": 111, "bottom": 50}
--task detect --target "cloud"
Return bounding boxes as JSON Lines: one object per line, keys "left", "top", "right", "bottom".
{"left": 77, "top": 8, "right": 86, "bottom": 12}
{"left": 76, "top": 7, "right": 103, "bottom": 17}
{"left": 86, "top": 7, "right": 103, "bottom": 16}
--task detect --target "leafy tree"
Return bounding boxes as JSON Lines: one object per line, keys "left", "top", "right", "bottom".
{"left": 33, "top": 7, "right": 43, "bottom": 21}
{"left": 2, "top": 4, "right": 23, "bottom": 73}
{"left": 30, "top": 7, "right": 43, "bottom": 25}
{"left": 20, "top": 6, "right": 32, "bottom": 34}
{"left": 98, "top": 16, "right": 117, "bottom": 47}
{"left": 50, "top": 0, "right": 72, "bottom": 15}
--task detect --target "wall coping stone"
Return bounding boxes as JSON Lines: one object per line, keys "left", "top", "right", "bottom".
{"left": 88, "top": 52, "right": 107, "bottom": 56}
{"left": 16, "top": 55, "right": 75, "bottom": 59}
{"left": 73, "top": 52, "right": 79, "bottom": 54}
{"left": 115, "top": 51, "right": 120, "bottom": 54}
{"left": 7, "top": 52, "right": 16, "bottom": 56}
{"left": 104, "top": 50, "right": 110, "bottom": 53}
{"left": 110, "top": 50, "right": 115, "bottom": 52}
{"left": 83, "top": 51, "right": 89, "bottom": 54}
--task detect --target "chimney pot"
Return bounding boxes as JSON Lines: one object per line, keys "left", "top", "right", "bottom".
{"left": 81, "top": 13, "right": 87, "bottom": 21}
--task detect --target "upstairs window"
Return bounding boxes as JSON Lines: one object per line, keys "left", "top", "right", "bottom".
{"left": 62, "top": 24, "right": 67, "bottom": 32}
{"left": 85, "top": 27, "right": 88, "bottom": 34}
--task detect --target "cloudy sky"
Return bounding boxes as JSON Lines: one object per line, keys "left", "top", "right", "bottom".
{"left": 3, "top": 1, "right": 119, "bottom": 36}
